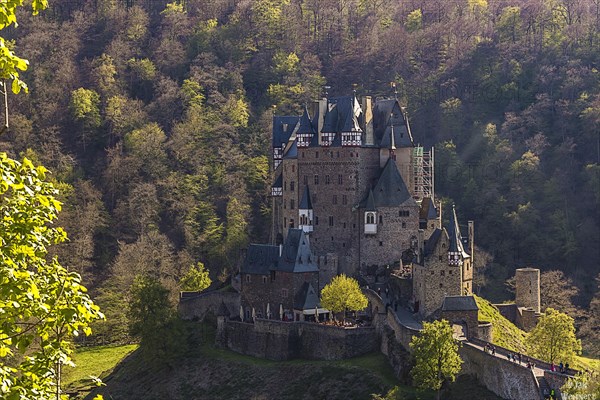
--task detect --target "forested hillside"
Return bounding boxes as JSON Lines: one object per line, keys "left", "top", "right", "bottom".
{"left": 2, "top": 0, "right": 598, "bottom": 353}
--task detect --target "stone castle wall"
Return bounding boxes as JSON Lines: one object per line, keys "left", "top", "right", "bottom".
{"left": 179, "top": 291, "right": 240, "bottom": 321}
{"left": 460, "top": 341, "right": 541, "bottom": 400}
{"left": 219, "top": 318, "right": 379, "bottom": 361}
{"left": 359, "top": 205, "right": 420, "bottom": 268}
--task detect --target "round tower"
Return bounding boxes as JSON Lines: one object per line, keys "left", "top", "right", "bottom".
{"left": 515, "top": 268, "right": 540, "bottom": 313}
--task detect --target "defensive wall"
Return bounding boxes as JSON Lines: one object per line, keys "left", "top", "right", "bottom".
{"left": 182, "top": 288, "right": 575, "bottom": 399}
{"left": 179, "top": 290, "right": 240, "bottom": 321}
{"left": 216, "top": 318, "right": 379, "bottom": 361}
{"left": 460, "top": 341, "right": 541, "bottom": 400}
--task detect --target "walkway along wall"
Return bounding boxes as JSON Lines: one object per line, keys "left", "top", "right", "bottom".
{"left": 364, "top": 289, "right": 562, "bottom": 400}
{"left": 460, "top": 341, "right": 541, "bottom": 400}
{"left": 179, "top": 290, "right": 240, "bottom": 321}
{"left": 217, "top": 318, "right": 379, "bottom": 361}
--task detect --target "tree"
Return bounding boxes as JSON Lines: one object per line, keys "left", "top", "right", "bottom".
{"left": 180, "top": 262, "right": 212, "bottom": 292}
{"left": 526, "top": 308, "right": 582, "bottom": 364}
{"left": 561, "top": 369, "right": 600, "bottom": 400}
{"left": 0, "top": 154, "right": 104, "bottom": 398}
{"left": 128, "top": 275, "right": 185, "bottom": 363}
{"left": 409, "top": 320, "right": 462, "bottom": 400}
{"left": 320, "top": 274, "right": 368, "bottom": 321}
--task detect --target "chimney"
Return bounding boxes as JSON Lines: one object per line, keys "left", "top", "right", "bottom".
{"left": 317, "top": 98, "right": 327, "bottom": 144}
{"left": 362, "top": 96, "right": 374, "bottom": 145}
{"left": 468, "top": 221, "right": 474, "bottom": 265}
{"left": 417, "top": 229, "right": 424, "bottom": 264}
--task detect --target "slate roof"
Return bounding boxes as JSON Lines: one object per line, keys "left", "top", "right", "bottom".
{"left": 242, "top": 244, "right": 280, "bottom": 275}
{"left": 423, "top": 228, "right": 443, "bottom": 257}
{"left": 299, "top": 185, "right": 313, "bottom": 209}
{"left": 272, "top": 116, "right": 299, "bottom": 148}
{"left": 364, "top": 189, "right": 376, "bottom": 211}
{"left": 321, "top": 96, "right": 362, "bottom": 133}
{"left": 419, "top": 197, "right": 439, "bottom": 220}
{"left": 448, "top": 205, "right": 468, "bottom": 256}
{"left": 373, "top": 99, "right": 413, "bottom": 148}
{"left": 242, "top": 229, "right": 319, "bottom": 275}
{"left": 297, "top": 105, "right": 316, "bottom": 134}
{"left": 217, "top": 301, "right": 230, "bottom": 317}
{"left": 442, "top": 296, "right": 479, "bottom": 311}
{"left": 361, "top": 158, "right": 417, "bottom": 208}
{"left": 277, "top": 229, "right": 319, "bottom": 273}
{"left": 283, "top": 140, "right": 297, "bottom": 159}
{"left": 272, "top": 173, "right": 283, "bottom": 188}
{"left": 294, "top": 282, "right": 320, "bottom": 310}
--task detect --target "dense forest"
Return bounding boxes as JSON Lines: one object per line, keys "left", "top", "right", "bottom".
{"left": 1, "top": 0, "right": 598, "bottom": 354}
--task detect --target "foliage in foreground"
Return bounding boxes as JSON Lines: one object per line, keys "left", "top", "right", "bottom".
{"left": 0, "top": 154, "right": 104, "bottom": 398}
{"left": 526, "top": 307, "right": 581, "bottom": 365}
{"left": 410, "top": 320, "right": 462, "bottom": 400}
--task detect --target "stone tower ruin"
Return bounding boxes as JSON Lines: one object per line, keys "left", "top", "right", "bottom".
{"left": 515, "top": 267, "right": 541, "bottom": 313}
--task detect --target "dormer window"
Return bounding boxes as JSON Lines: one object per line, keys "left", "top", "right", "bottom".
{"left": 365, "top": 212, "right": 377, "bottom": 235}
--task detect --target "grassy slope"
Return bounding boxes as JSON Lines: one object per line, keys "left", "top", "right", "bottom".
{"left": 66, "top": 322, "right": 502, "bottom": 400}
{"left": 63, "top": 344, "right": 138, "bottom": 395}
{"left": 474, "top": 295, "right": 527, "bottom": 352}
{"left": 473, "top": 295, "right": 599, "bottom": 371}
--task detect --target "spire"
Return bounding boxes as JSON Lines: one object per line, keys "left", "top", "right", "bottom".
{"left": 297, "top": 105, "right": 315, "bottom": 134}
{"left": 447, "top": 204, "right": 465, "bottom": 254}
{"left": 365, "top": 189, "right": 376, "bottom": 211}
{"left": 299, "top": 185, "right": 313, "bottom": 210}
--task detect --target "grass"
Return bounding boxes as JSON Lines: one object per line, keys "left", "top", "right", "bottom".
{"left": 474, "top": 296, "right": 600, "bottom": 371}
{"left": 474, "top": 295, "right": 527, "bottom": 352}
{"left": 62, "top": 344, "right": 138, "bottom": 386}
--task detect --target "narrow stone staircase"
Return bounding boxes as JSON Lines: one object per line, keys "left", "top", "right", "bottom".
{"left": 537, "top": 375, "right": 551, "bottom": 399}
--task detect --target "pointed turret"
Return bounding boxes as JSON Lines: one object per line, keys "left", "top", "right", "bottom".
{"left": 447, "top": 205, "right": 466, "bottom": 266}
{"left": 299, "top": 186, "right": 314, "bottom": 233}
{"left": 297, "top": 105, "right": 315, "bottom": 147}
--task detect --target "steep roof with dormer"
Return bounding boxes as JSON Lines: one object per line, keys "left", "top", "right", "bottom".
{"left": 277, "top": 229, "right": 319, "bottom": 273}
{"left": 242, "top": 229, "right": 319, "bottom": 275}
{"left": 373, "top": 99, "right": 413, "bottom": 148}
{"left": 321, "top": 96, "right": 362, "bottom": 133}
{"left": 294, "top": 282, "right": 320, "bottom": 310}
{"left": 272, "top": 116, "right": 299, "bottom": 148}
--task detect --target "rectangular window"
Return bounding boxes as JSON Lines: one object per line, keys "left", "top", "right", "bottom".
{"left": 289, "top": 218, "right": 295, "bottom": 228}
{"left": 284, "top": 181, "right": 287, "bottom": 190}
{"left": 399, "top": 210, "right": 410, "bottom": 217}
{"left": 291, "top": 199, "right": 295, "bottom": 209}
{"left": 402, "top": 222, "right": 406, "bottom": 228}
{"left": 315, "top": 216, "right": 319, "bottom": 225}
{"left": 314, "top": 175, "right": 319, "bottom": 185}
{"left": 342, "top": 195, "right": 347, "bottom": 205}
{"left": 292, "top": 165, "right": 295, "bottom": 172}
{"left": 315, "top": 151, "right": 319, "bottom": 158}
{"left": 303, "top": 175, "right": 308, "bottom": 185}
{"left": 290, "top": 181, "right": 295, "bottom": 191}
{"left": 338, "top": 174, "right": 343, "bottom": 184}
{"left": 379, "top": 241, "right": 383, "bottom": 246}
{"left": 325, "top": 175, "right": 330, "bottom": 184}
{"left": 246, "top": 275, "right": 251, "bottom": 283}
{"left": 328, "top": 216, "right": 334, "bottom": 226}
{"left": 263, "top": 276, "right": 267, "bottom": 283}
{"left": 333, "top": 195, "right": 338, "bottom": 205}
{"left": 282, "top": 289, "right": 288, "bottom": 297}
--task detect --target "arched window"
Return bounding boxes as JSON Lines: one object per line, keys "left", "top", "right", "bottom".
{"left": 366, "top": 212, "right": 375, "bottom": 224}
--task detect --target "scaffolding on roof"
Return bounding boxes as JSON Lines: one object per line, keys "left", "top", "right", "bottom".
{"left": 413, "top": 146, "right": 434, "bottom": 201}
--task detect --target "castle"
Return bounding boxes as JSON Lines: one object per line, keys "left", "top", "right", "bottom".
{"left": 240, "top": 94, "right": 475, "bottom": 320}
